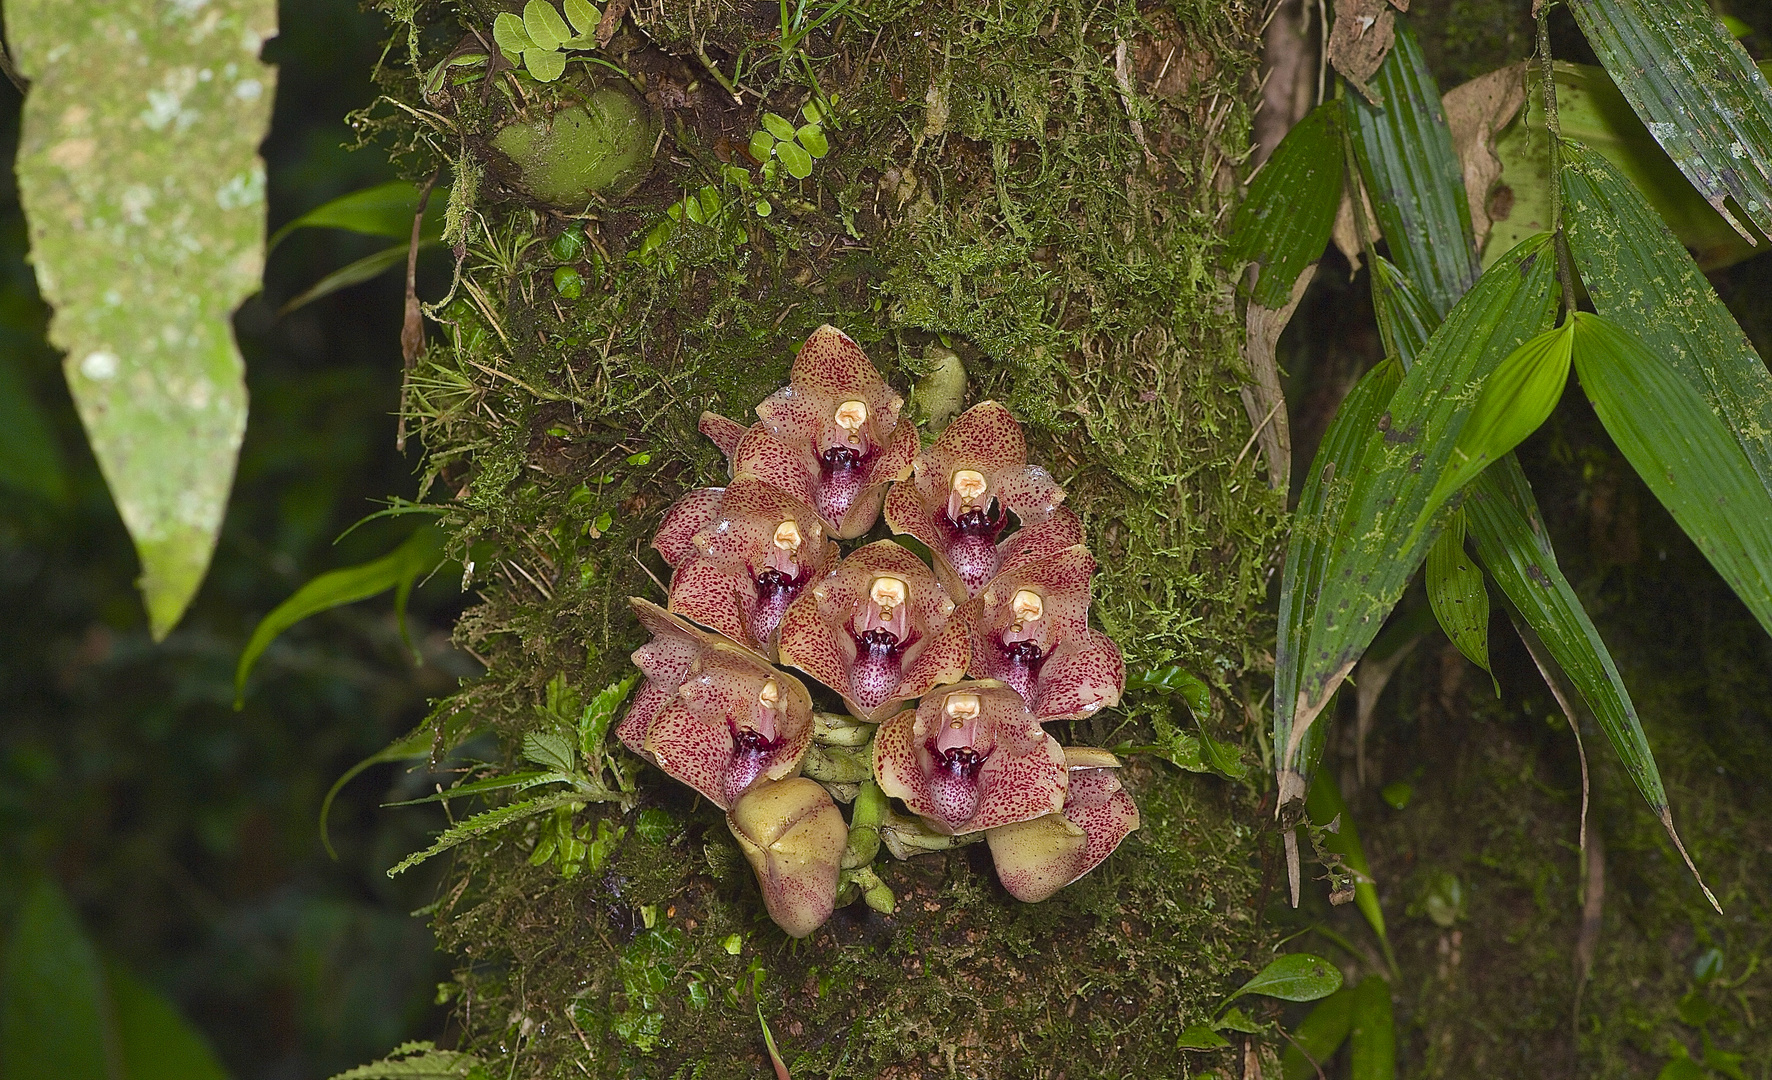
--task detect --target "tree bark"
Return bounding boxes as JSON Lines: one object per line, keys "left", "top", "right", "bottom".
{"left": 384, "top": 1, "right": 1284, "bottom": 1074}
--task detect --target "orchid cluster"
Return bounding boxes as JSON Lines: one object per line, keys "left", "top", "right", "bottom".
{"left": 617, "top": 326, "right": 1138, "bottom": 937}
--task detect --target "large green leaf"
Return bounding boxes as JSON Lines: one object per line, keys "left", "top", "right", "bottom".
{"left": 1280, "top": 987, "right": 1355, "bottom": 1080}
{"left": 235, "top": 523, "right": 449, "bottom": 707}
{"left": 1277, "top": 235, "right": 1557, "bottom": 804}
{"left": 1562, "top": 141, "right": 1772, "bottom": 501}
{"left": 1230, "top": 101, "right": 1345, "bottom": 307}
{"left": 1348, "top": 976, "right": 1396, "bottom": 1080}
{"left": 1345, "top": 21, "right": 1479, "bottom": 318}
{"left": 1, "top": 882, "right": 231, "bottom": 1080}
{"left": 1565, "top": 0, "right": 1772, "bottom": 243}
{"left": 12, "top": 0, "right": 276, "bottom": 638}
{"left": 1486, "top": 63, "right": 1763, "bottom": 270}
{"left": 1572, "top": 312, "right": 1772, "bottom": 637}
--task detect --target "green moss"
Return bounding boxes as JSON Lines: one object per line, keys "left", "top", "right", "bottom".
{"left": 489, "top": 88, "right": 658, "bottom": 205}
{"left": 376, "top": 0, "right": 1286, "bottom": 1074}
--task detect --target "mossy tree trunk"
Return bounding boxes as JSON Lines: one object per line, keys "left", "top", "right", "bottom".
{"left": 378, "top": 1, "right": 1284, "bottom": 1074}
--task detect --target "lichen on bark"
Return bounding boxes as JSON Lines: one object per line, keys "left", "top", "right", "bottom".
{"left": 365, "top": 0, "right": 1286, "bottom": 1074}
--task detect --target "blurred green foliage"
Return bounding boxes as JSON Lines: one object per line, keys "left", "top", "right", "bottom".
{"left": 0, "top": 0, "right": 463, "bottom": 1075}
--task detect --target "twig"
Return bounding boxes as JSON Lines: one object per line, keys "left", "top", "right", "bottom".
{"left": 397, "top": 172, "right": 439, "bottom": 452}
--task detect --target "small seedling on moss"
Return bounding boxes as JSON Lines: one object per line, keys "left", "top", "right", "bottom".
{"left": 748, "top": 101, "right": 834, "bottom": 180}
{"left": 492, "top": 0, "right": 601, "bottom": 83}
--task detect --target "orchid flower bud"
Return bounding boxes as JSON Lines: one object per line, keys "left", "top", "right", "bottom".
{"left": 987, "top": 747, "right": 1140, "bottom": 902}
{"left": 883, "top": 401, "right": 1068, "bottom": 597}
{"left": 776, "top": 540, "right": 971, "bottom": 721}
{"left": 728, "top": 777, "right": 848, "bottom": 938}
{"left": 872, "top": 681, "right": 1067, "bottom": 835}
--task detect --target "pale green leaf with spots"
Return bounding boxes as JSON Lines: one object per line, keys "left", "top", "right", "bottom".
{"left": 13, "top": 0, "right": 277, "bottom": 638}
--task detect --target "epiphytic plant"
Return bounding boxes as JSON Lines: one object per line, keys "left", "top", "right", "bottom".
{"left": 621, "top": 325, "right": 1137, "bottom": 937}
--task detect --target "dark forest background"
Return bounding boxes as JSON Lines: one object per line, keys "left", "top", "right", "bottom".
{"left": 2, "top": 0, "right": 1771, "bottom": 1076}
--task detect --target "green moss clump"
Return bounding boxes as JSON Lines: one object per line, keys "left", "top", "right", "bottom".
{"left": 490, "top": 88, "right": 657, "bottom": 205}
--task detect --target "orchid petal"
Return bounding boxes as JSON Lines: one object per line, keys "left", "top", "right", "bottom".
{"left": 776, "top": 540, "right": 970, "bottom": 721}
{"left": 872, "top": 681, "right": 1066, "bottom": 835}
{"left": 987, "top": 748, "right": 1139, "bottom": 902}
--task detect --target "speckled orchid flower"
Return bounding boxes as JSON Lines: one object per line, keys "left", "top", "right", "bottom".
{"left": 986, "top": 748, "right": 1139, "bottom": 902}
{"left": 776, "top": 540, "right": 971, "bottom": 722}
{"left": 618, "top": 599, "right": 815, "bottom": 809}
{"left": 965, "top": 544, "right": 1125, "bottom": 721}
{"left": 653, "top": 480, "right": 839, "bottom": 658}
{"left": 698, "top": 326, "right": 918, "bottom": 539}
{"left": 873, "top": 681, "right": 1067, "bottom": 835}
{"left": 728, "top": 776, "right": 849, "bottom": 938}
{"left": 884, "top": 400, "right": 1068, "bottom": 597}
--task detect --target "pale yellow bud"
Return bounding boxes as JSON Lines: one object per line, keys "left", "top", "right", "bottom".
{"left": 1011, "top": 589, "right": 1044, "bottom": 624}
{"left": 773, "top": 520, "right": 803, "bottom": 550}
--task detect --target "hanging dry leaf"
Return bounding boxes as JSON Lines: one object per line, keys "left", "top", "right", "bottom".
{"left": 1241, "top": 264, "right": 1314, "bottom": 492}
{"left": 1327, "top": 0, "right": 1396, "bottom": 103}
{"left": 1441, "top": 63, "right": 1527, "bottom": 254}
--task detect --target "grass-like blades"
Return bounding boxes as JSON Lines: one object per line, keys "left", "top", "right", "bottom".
{"left": 1562, "top": 142, "right": 1772, "bottom": 499}
{"left": 1345, "top": 22, "right": 1480, "bottom": 318}
{"left": 1348, "top": 976, "right": 1396, "bottom": 1080}
{"left": 1572, "top": 312, "right": 1772, "bottom": 637}
{"left": 267, "top": 180, "right": 445, "bottom": 251}
{"left": 1565, "top": 0, "right": 1772, "bottom": 242}
{"left": 1276, "top": 235, "right": 1556, "bottom": 805}
{"left": 234, "top": 523, "right": 448, "bottom": 707}
{"left": 1229, "top": 101, "right": 1345, "bottom": 308}
{"left": 1370, "top": 257, "right": 1702, "bottom": 902}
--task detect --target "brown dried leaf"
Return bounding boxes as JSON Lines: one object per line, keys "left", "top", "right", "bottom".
{"left": 1328, "top": 0, "right": 1396, "bottom": 103}
{"left": 1442, "top": 63, "right": 1527, "bottom": 254}
{"left": 1241, "top": 264, "right": 1314, "bottom": 492}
